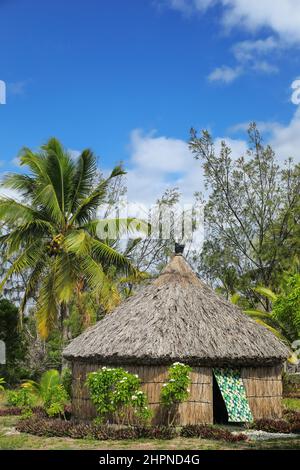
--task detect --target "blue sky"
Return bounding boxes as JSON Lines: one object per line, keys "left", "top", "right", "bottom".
{"left": 0, "top": 0, "right": 300, "bottom": 205}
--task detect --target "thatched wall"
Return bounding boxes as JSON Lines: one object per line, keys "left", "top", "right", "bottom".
{"left": 71, "top": 362, "right": 213, "bottom": 425}
{"left": 242, "top": 365, "right": 283, "bottom": 419}
{"left": 71, "top": 362, "right": 283, "bottom": 424}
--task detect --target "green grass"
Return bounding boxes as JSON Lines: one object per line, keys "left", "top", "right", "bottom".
{"left": 1, "top": 415, "right": 300, "bottom": 450}
{"left": 283, "top": 398, "right": 300, "bottom": 411}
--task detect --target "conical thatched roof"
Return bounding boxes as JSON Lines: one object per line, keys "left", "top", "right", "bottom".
{"left": 63, "top": 254, "right": 289, "bottom": 366}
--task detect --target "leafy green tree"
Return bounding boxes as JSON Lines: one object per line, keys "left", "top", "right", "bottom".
{"left": 273, "top": 274, "right": 300, "bottom": 342}
{"left": 0, "top": 138, "right": 138, "bottom": 340}
{"left": 190, "top": 124, "right": 300, "bottom": 307}
{"left": 0, "top": 298, "right": 28, "bottom": 385}
{"left": 232, "top": 278, "right": 300, "bottom": 345}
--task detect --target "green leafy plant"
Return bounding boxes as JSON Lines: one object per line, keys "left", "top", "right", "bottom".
{"left": 6, "top": 387, "right": 35, "bottom": 417}
{"left": 160, "top": 362, "right": 192, "bottom": 426}
{"left": 7, "top": 388, "right": 35, "bottom": 408}
{"left": 44, "top": 384, "right": 69, "bottom": 418}
{"left": 22, "top": 369, "right": 69, "bottom": 418}
{"left": 86, "top": 367, "right": 151, "bottom": 425}
{"left": 0, "top": 377, "right": 5, "bottom": 392}
{"left": 61, "top": 367, "right": 72, "bottom": 397}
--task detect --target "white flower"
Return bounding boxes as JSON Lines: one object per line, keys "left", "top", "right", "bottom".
{"left": 131, "top": 395, "right": 137, "bottom": 400}
{"left": 162, "top": 384, "right": 167, "bottom": 387}
{"left": 134, "top": 374, "right": 139, "bottom": 378}
{"left": 187, "top": 388, "right": 190, "bottom": 392}
{"left": 169, "top": 379, "right": 175, "bottom": 382}
{"left": 137, "top": 391, "right": 143, "bottom": 395}
{"left": 102, "top": 366, "right": 107, "bottom": 370}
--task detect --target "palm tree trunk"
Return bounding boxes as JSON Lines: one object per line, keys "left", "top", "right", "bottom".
{"left": 60, "top": 302, "right": 70, "bottom": 342}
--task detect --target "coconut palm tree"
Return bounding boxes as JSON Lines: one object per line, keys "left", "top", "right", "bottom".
{"left": 0, "top": 138, "right": 141, "bottom": 340}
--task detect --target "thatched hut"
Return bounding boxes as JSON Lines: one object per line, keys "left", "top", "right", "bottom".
{"left": 63, "top": 250, "right": 289, "bottom": 425}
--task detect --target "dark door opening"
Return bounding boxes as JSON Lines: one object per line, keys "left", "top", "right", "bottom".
{"left": 213, "top": 375, "right": 228, "bottom": 424}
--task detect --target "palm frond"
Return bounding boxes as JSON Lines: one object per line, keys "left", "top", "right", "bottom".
{"left": 70, "top": 149, "right": 97, "bottom": 213}
{"left": 33, "top": 183, "right": 65, "bottom": 225}
{"left": 70, "top": 165, "right": 126, "bottom": 226}
{"left": 1, "top": 173, "right": 36, "bottom": 195}
{"left": 253, "top": 286, "right": 278, "bottom": 302}
{"left": 54, "top": 253, "right": 76, "bottom": 303}
{"left": 36, "top": 267, "right": 59, "bottom": 339}
{"left": 230, "top": 293, "right": 241, "bottom": 305}
{"left": 0, "top": 241, "right": 44, "bottom": 290}
{"left": 19, "top": 256, "right": 47, "bottom": 321}
{"left": 91, "top": 238, "right": 135, "bottom": 274}
{"left": 43, "top": 138, "right": 74, "bottom": 214}
{"left": 0, "top": 199, "right": 42, "bottom": 225}
{"left": 5, "top": 220, "right": 53, "bottom": 254}
{"left": 64, "top": 230, "right": 91, "bottom": 256}
{"left": 83, "top": 218, "right": 150, "bottom": 239}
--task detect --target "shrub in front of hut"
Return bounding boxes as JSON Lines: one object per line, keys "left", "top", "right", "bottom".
{"left": 251, "top": 418, "right": 292, "bottom": 434}
{"left": 16, "top": 417, "right": 177, "bottom": 440}
{"left": 180, "top": 424, "right": 248, "bottom": 442}
{"left": 160, "top": 362, "right": 192, "bottom": 426}
{"left": 86, "top": 367, "right": 152, "bottom": 425}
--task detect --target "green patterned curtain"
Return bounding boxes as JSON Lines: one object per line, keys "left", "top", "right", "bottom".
{"left": 213, "top": 368, "right": 253, "bottom": 422}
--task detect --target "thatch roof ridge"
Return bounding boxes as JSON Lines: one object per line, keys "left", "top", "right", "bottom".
{"left": 63, "top": 254, "right": 289, "bottom": 365}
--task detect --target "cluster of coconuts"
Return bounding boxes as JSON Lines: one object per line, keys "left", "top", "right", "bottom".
{"left": 48, "top": 233, "right": 64, "bottom": 256}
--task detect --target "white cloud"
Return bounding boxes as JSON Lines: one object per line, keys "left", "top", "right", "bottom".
{"left": 126, "top": 129, "right": 197, "bottom": 206}
{"left": 126, "top": 129, "right": 248, "bottom": 207}
{"left": 166, "top": 0, "right": 300, "bottom": 43}
{"left": 267, "top": 107, "right": 300, "bottom": 162}
{"left": 208, "top": 65, "right": 243, "bottom": 83}
{"left": 230, "top": 105, "right": 300, "bottom": 163}
{"left": 233, "top": 37, "right": 278, "bottom": 62}
{"left": 129, "top": 129, "right": 190, "bottom": 174}
{"left": 165, "top": 0, "right": 216, "bottom": 14}
{"left": 221, "top": 0, "right": 300, "bottom": 44}
{"left": 165, "top": 1, "right": 300, "bottom": 82}
{"left": 208, "top": 37, "right": 280, "bottom": 82}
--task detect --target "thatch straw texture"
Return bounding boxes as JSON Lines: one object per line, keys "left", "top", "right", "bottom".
{"left": 63, "top": 254, "right": 289, "bottom": 366}
{"left": 71, "top": 363, "right": 213, "bottom": 424}
{"left": 71, "top": 362, "right": 283, "bottom": 423}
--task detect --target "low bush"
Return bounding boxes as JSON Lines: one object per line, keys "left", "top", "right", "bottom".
{"left": 6, "top": 388, "right": 35, "bottom": 409}
{"left": 0, "top": 405, "right": 71, "bottom": 418}
{"left": 0, "top": 406, "right": 23, "bottom": 416}
{"left": 283, "top": 409, "right": 300, "bottom": 424}
{"left": 251, "top": 418, "right": 292, "bottom": 434}
{"left": 16, "top": 417, "right": 178, "bottom": 440}
{"left": 180, "top": 424, "right": 248, "bottom": 442}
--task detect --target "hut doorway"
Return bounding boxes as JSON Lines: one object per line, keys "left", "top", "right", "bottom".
{"left": 213, "top": 375, "right": 228, "bottom": 424}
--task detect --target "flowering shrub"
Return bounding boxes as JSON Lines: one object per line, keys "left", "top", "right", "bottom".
{"left": 160, "top": 362, "right": 192, "bottom": 425}
{"left": 86, "top": 367, "right": 152, "bottom": 424}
